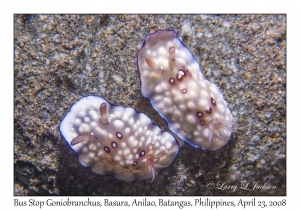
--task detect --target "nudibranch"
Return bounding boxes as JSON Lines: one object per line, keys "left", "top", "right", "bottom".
{"left": 60, "top": 96, "right": 179, "bottom": 181}
{"left": 137, "top": 30, "right": 238, "bottom": 151}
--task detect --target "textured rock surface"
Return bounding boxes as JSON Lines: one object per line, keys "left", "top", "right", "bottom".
{"left": 14, "top": 14, "right": 286, "bottom": 195}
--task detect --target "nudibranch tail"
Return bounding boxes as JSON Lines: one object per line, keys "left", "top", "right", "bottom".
{"left": 139, "top": 144, "right": 168, "bottom": 182}
{"left": 149, "top": 163, "right": 167, "bottom": 182}
{"left": 208, "top": 118, "right": 239, "bottom": 145}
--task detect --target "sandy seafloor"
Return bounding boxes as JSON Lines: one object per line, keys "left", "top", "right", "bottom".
{"left": 14, "top": 14, "right": 286, "bottom": 195}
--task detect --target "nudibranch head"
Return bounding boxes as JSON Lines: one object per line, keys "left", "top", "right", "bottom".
{"left": 137, "top": 30, "right": 238, "bottom": 151}
{"left": 60, "top": 96, "right": 179, "bottom": 181}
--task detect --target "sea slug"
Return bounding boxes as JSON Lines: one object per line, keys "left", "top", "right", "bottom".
{"left": 60, "top": 96, "right": 179, "bottom": 181}
{"left": 137, "top": 30, "right": 238, "bottom": 151}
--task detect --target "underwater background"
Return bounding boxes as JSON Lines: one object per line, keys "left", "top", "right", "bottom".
{"left": 14, "top": 14, "right": 286, "bottom": 195}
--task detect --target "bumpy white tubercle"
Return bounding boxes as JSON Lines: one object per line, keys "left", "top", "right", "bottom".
{"left": 137, "top": 30, "right": 238, "bottom": 151}
{"left": 60, "top": 96, "right": 179, "bottom": 181}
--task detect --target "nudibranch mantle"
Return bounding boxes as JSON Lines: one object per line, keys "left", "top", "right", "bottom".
{"left": 137, "top": 30, "right": 238, "bottom": 151}
{"left": 60, "top": 96, "right": 179, "bottom": 181}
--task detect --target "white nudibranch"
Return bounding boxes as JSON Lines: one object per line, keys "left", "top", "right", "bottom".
{"left": 137, "top": 30, "right": 238, "bottom": 151}
{"left": 60, "top": 96, "right": 179, "bottom": 181}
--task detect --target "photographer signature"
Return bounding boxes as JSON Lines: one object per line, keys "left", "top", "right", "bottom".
{"left": 205, "top": 181, "right": 276, "bottom": 192}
